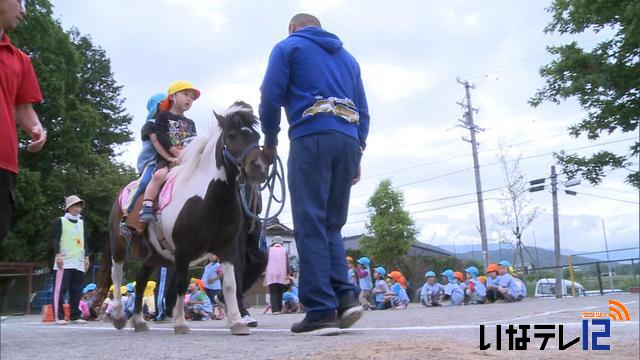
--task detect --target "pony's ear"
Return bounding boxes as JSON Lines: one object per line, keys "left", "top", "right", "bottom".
{"left": 214, "top": 111, "right": 226, "bottom": 127}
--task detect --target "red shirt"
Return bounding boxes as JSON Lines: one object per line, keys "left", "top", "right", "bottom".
{"left": 0, "top": 33, "right": 43, "bottom": 174}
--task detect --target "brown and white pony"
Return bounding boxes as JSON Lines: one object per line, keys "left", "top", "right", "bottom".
{"left": 100, "top": 104, "right": 267, "bottom": 335}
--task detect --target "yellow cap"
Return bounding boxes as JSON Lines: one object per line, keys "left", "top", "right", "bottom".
{"left": 167, "top": 80, "right": 200, "bottom": 99}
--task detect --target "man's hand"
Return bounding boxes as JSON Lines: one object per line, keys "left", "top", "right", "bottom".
{"left": 84, "top": 256, "right": 91, "bottom": 272}
{"left": 27, "top": 125, "right": 47, "bottom": 152}
{"left": 351, "top": 164, "right": 361, "bottom": 185}
{"left": 15, "top": 104, "right": 46, "bottom": 152}
{"left": 55, "top": 254, "right": 64, "bottom": 270}
{"left": 262, "top": 146, "right": 277, "bottom": 165}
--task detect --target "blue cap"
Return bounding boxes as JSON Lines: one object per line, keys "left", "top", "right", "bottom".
{"left": 374, "top": 266, "right": 386, "bottom": 277}
{"left": 425, "top": 271, "right": 436, "bottom": 278}
{"left": 146, "top": 92, "right": 166, "bottom": 120}
{"left": 441, "top": 269, "right": 454, "bottom": 281}
{"left": 283, "top": 292, "right": 296, "bottom": 303}
{"left": 499, "top": 260, "right": 512, "bottom": 268}
{"left": 82, "top": 283, "right": 96, "bottom": 294}
{"left": 126, "top": 283, "right": 135, "bottom": 293}
{"left": 357, "top": 257, "right": 370, "bottom": 266}
{"left": 465, "top": 266, "right": 479, "bottom": 278}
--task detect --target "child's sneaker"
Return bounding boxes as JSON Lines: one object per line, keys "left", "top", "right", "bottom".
{"left": 139, "top": 205, "right": 155, "bottom": 223}
{"left": 55, "top": 319, "right": 68, "bottom": 325}
{"left": 70, "top": 319, "right": 87, "bottom": 324}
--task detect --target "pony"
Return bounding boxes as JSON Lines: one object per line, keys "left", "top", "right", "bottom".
{"left": 99, "top": 104, "right": 268, "bottom": 335}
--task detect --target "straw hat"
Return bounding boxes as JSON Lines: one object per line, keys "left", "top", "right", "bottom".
{"left": 64, "top": 195, "right": 84, "bottom": 210}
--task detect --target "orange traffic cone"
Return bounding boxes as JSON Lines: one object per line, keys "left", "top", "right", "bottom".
{"left": 41, "top": 304, "right": 54, "bottom": 322}
{"left": 43, "top": 304, "right": 70, "bottom": 322}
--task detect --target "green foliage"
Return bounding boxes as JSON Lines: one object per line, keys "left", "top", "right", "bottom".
{"left": 359, "top": 179, "right": 417, "bottom": 267}
{"left": 2, "top": 0, "right": 135, "bottom": 264}
{"left": 530, "top": 0, "right": 640, "bottom": 188}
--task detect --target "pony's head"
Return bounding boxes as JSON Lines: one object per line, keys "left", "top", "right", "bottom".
{"left": 216, "top": 102, "right": 268, "bottom": 184}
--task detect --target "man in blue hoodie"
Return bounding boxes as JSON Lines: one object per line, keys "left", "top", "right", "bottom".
{"left": 259, "top": 13, "right": 370, "bottom": 335}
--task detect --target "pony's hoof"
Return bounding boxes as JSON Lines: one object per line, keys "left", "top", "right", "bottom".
{"left": 113, "top": 317, "right": 126, "bottom": 330}
{"left": 134, "top": 322, "right": 149, "bottom": 332}
{"left": 174, "top": 325, "right": 190, "bottom": 334}
{"left": 230, "top": 323, "right": 251, "bottom": 335}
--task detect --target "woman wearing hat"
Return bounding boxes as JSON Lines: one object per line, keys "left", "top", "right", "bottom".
{"left": 52, "top": 195, "right": 90, "bottom": 325}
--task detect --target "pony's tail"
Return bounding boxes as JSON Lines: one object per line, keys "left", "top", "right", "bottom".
{"left": 96, "top": 198, "right": 119, "bottom": 304}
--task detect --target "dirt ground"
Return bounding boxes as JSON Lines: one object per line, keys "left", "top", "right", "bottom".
{"left": 1, "top": 293, "right": 638, "bottom": 359}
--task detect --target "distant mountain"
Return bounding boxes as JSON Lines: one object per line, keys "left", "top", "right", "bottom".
{"left": 438, "top": 244, "right": 600, "bottom": 268}
{"left": 437, "top": 243, "right": 638, "bottom": 267}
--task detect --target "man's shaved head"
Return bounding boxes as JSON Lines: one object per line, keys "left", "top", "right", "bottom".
{"left": 290, "top": 13, "right": 321, "bottom": 28}
{"left": 289, "top": 13, "right": 321, "bottom": 34}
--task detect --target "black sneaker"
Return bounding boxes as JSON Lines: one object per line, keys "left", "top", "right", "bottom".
{"left": 290, "top": 312, "right": 340, "bottom": 336}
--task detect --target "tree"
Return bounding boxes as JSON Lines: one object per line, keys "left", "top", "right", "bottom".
{"left": 530, "top": 0, "right": 640, "bottom": 188}
{"left": 359, "top": 179, "right": 417, "bottom": 267}
{"left": 493, "top": 144, "right": 541, "bottom": 271}
{"left": 2, "top": 0, "right": 135, "bottom": 265}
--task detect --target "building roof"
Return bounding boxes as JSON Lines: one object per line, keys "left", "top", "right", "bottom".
{"left": 342, "top": 235, "right": 451, "bottom": 257}
{"left": 265, "top": 218, "right": 294, "bottom": 236}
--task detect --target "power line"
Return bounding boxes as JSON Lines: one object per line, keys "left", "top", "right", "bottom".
{"left": 348, "top": 186, "right": 506, "bottom": 216}
{"left": 572, "top": 191, "right": 639, "bottom": 205}
{"left": 354, "top": 136, "right": 637, "bottom": 199}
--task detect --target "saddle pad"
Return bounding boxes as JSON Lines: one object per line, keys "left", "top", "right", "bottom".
{"left": 119, "top": 180, "right": 140, "bottom": 214}
{"left": 158, "top": 172, "right": 179, "bottom": 212}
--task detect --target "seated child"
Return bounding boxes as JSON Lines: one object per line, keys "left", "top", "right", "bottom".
{"left": 420, "top": 271, "right": 442, "bottom": 307}
{"left": 142, "top": 280, "right": 156, "bottom": 320}
{"left": 464, "top": 266, "right": 487, "bottom": 304}
{"left": 440, "top": 269, "right": 464, "bottom": 306}
{"left": 454, "top": 271, "right": 467, "bottom": 293}
{"left": 124, "top": 283, "right": 135, "bottom": 319}
{"left": 186, "top": 278, "right": 213, "bottom": 320}
{"left": 124, "top": 93, "right": 171, "bottom": 216}
{"left": 485, "top": 263, "right": 501, "bottom": 303}
{"left": 372, "top": 266, "right": 391, "bottom": 310}
{"left": 79, "top": 283, "right": 98, "bottom": 320}
{"left": 496, "top": 260, "right": 526, "bottom": 302}
{"left": 387, "top": 273, "right": 410, "bottom": 309}
{"left": 282, "top": 291, "right": 300, "bottom": 313}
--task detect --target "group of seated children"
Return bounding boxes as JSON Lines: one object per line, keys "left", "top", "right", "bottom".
{"left": 94, "top": 281, "right": 157, "bottom": 321}
{"left": 348, "top": 256, "right": 410, "bottom": 311}
{"left": 420, "top": 260, "right": 527, "bottom": 307}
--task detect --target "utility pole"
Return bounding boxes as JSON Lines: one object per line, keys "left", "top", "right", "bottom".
{"left": 457, "top": 77, "right": 489, "bottom": 269}
{"left": 602, "top": 219, "right": 614, "bottom": 292}
{"left": 530, "top": 169, "right": 580, "bottom": 299}
{"left": 551, "top": 166, "right": 563, "bottom": 299}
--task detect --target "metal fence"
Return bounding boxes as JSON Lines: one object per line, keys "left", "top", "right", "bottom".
{"left": 523, "top": 257, "right": 640, "bottom": 298}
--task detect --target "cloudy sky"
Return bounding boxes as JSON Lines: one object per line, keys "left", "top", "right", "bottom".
{"left": 51, "top": 0, "right": 638, "bottom": 256}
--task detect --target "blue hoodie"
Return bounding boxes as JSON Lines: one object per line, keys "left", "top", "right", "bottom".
{"left": 259, "top": 27, "right": 370, "bottom": 149}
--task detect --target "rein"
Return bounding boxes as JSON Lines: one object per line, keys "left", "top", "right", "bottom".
{"left": 220, "top": 131, "right": 286, "bottom": 253}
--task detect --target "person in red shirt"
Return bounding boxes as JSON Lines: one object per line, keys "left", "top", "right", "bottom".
{"left": 0, "top": 0, "right": 47, "bottom": 245}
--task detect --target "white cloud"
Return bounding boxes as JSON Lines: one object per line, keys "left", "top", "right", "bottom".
{"left": 295, "top": 0, "right": 348, "bottom": 15}
{"left": 361, "top": 63, "right": 429, "bottom": 103}
{"left": 162, "top": 0, "right": 229, "bottom": 32}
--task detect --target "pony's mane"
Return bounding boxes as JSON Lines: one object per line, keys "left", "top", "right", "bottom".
{"left": 221, "top": 104, "right": 259, "bottom": 131}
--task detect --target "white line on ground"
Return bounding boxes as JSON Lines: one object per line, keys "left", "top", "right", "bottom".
{"left": 3, "top": 321, "right": 638, "bottom": 333}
